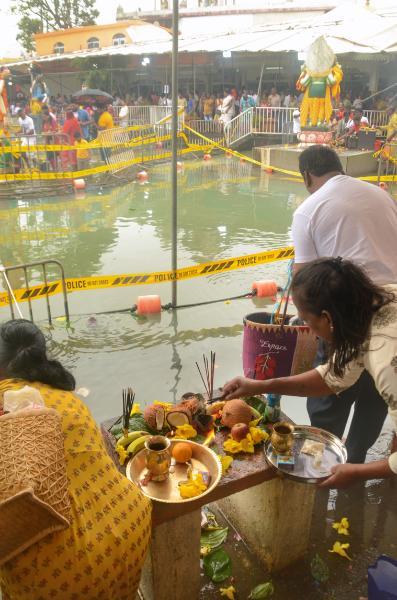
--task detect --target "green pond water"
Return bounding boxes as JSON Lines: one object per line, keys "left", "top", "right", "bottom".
{"left": 2, "top": 156, "right": 306, "bottom": 422}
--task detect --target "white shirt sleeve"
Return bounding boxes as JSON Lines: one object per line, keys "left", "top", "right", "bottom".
{"left": 316, "top": 360, "right": 364, "bottom": 394}
{"left": 291, "top": 212, "right": 319, "bottom": 263}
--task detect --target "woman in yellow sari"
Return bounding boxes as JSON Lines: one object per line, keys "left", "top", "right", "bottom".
{"left": 0, "top": 319, "right": 151, "bottom": 600}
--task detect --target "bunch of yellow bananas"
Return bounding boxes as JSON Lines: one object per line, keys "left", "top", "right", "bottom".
{"left": 116, "top": 430, "right": 150, "bottom": 465}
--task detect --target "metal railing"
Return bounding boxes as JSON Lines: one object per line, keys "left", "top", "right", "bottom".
{"left": 224, "top": 106, "right": 389, "bottom": 147}
{"left": 186, "top": 119, "right": 225, "bottom": 146}
{"left": 113, "top": 105, "right": 185, "bottom": 129}
{"left": 97, "top": 126, "right": 136, "bottom": 175}
{"left": 0, "top": 132, "right": 72, "bottom": 176}
{"left": 360, "top": 109, "right": 389, "bottom": 128}
{"left": 254, "top": 107, "right": 296, "bottom": 135}
{"left": 0, "top": 259, "right": 69, "bottom": 323}
{"left": 224, "top": 108, "right": 254, "bottom": 147}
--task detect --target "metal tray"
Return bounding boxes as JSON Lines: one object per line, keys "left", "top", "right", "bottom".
{"left": 126, "top": 439, "right": 222, "bottom": 503}
{"left": 265, "top": 425, "right": 347, "bottom": 484}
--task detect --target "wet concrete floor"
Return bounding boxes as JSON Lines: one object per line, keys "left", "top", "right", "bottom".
{"left": 200, "top": 427, "right": 397, "bottom": 599}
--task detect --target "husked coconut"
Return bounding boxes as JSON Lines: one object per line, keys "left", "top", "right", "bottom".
{"left": 180, "top": 393, "right": 204, "bottom": 416}
{"left": 221, "top": 399, "right": 253, "bottom": 428}
{"left": 143, "top": 404, "right": 165, "bottom": 431}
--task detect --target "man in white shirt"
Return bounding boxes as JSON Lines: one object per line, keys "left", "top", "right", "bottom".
{"left": 292, "top": 145, "right": 397, "bottom": 463}
{"left": 118, "top": 100, "right": 129, "bottom": 128}
{"left": 268, "top": 87, "right": 281, "bottom": 107}
{"left": 220, "top": 90, "right": 235, "bottom": 125}
{"left": 346, "top": 108, "right": 369, "bottom": 129}
{"left": 18, "top": 108, "right": 35, "bottom": 136}
{"left": 18, "top": 108, "right": 37, "bottom": 168}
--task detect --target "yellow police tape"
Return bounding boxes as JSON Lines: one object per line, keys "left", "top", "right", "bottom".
{"left": 0, "top": 130, "right": 170, "bottom": 154}
{"left": 183, "top": 124, "right": 303, "bottom": 177}
{"left": 0, "top": 246, "right": 294, "bottom": 308}
{"left": 0, "top": 143, "right": 212, "bottom": 181}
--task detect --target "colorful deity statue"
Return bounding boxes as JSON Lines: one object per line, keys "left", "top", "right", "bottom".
{"left": 296, "top": 36, "right": 343, "bottom": 128}
{"left": 0, "top": 67, "right": 11, "bottom": 123}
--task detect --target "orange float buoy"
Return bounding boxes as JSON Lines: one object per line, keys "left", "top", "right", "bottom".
{"left": 155, "top": 141, "right": 163, "bottom": 149}
{"left": 73, "top": 178, "right": 86, "bottom": 190}
{"left": 265, "top": 168, "right": 274, "bottom": 174}
{"left": 137, "top": 170, "right": 149, "bottom": 181}
{"left": 239, "top": 157, "right": 245, "bottom": 163}
{"left": 203, "top": 153, "right": 212, "bottom": 161}
{"left": 379, "top": 181, "right": 388, "bottom": 190}
{"left": 177, "top": 161, "right": 183, "bottom": 170}
{"left": 252, "top": 280, "right": 278, "bottom": 298}
{"left": 136, "top": 295, "right": 162, "bottom": 315}
{"left": 226, "top": 152, "right": 232, "bottom": 159}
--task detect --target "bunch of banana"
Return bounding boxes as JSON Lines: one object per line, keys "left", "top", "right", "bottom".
{"left": 116, "top": 430, "right": 151, "bottom": 465}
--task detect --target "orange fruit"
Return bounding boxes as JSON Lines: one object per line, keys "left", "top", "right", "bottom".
{"left": 172, "top": 442, "right": 193, "bottom": 463}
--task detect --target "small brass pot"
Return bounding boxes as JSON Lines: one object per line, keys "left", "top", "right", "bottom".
{"left": 145, "top": 435, "right": 171, "bottom": 482}
{"left": 271, "top": 421, "right": 295, "bottom": 455}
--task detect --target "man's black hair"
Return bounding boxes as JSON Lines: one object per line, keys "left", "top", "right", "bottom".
{"left": 299, "top": 145, "right": 344, "bottom": 177}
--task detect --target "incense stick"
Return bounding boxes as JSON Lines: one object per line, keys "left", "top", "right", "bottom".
{"left": 196, "top": 352, "right": 216, "bottom": 401}
{"left": 122, "top": 387, "right": 135, "bottom": 435}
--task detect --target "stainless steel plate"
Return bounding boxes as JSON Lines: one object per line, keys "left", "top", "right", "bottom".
{"left": 265, "top": 425, "right": 347, "bottom": 483}
{"left": 126, "top": 439, "right": 222, "bottom": 503}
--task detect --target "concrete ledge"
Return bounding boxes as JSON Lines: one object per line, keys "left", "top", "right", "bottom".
{"left": 218, "top": 477, "right": 316, "bottom": 572}
{"left": 253, "top": 145, "right": 378, "bottom": 177}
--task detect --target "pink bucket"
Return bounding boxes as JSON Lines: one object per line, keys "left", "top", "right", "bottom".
{"left": 243, "top": 312, "right": 318, "bottom": 380}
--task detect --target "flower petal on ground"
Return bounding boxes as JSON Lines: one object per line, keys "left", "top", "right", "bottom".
{"left": 328, "top": 541, "right": 352, "bottom": 560}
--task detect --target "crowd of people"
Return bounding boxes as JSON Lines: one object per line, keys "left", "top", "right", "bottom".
{"left": 2, "top": 94, "right": 117, "bottom": 173}
{"left": 1, "top": 76, "right": 396, "bottom": 173}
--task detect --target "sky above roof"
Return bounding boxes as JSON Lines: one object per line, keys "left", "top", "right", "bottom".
{"left": 1, "top": 0, "right": 396, "bottom": 58}
{"left": 0, "top": 0, "right": 117, "bottom": 57}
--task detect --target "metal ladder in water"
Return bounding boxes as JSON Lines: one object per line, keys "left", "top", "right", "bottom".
{"left": 0, "top": 259, "right": 70, "bottom": 324}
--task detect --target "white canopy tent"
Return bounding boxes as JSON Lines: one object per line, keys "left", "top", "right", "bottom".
{"left": 6, "top": 3, "right": 397, "bottom": 68}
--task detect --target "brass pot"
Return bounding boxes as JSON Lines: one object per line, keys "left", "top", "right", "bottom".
{"left": 145, "top": 435, "right": 171, "bottom": 482}
{"left": 271, "top": 421, "right": 295, "bottom": 455}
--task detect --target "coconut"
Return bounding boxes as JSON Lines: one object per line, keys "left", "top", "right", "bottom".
{"left": 180, "top": 393, "right": 204, "bottom": 416}
{"left": 166, "top": 406, "right": 192, "bottom": 429}
{"left": 221, "top": 399, "right": 253, "bottom": 428}
{"left": 143, "top": 404, "right": 165, "bottom": 431}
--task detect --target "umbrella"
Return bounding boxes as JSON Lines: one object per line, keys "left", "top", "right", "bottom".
{"left": 72, "top": 88, "right": 113, "bottom": 105}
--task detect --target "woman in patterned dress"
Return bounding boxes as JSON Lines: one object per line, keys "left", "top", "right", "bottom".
{"left": 224, "top": 258, "right": 397, "bottom": 489}
{"left": 0, "top": 319, "right": 151, "bottom": 600}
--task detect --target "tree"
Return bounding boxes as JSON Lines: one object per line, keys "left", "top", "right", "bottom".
{"left": 12, "top": 0, "right": 100, "bottom": 52}
{"left": 16, "top": 16, "right": 43, "bottom": 54}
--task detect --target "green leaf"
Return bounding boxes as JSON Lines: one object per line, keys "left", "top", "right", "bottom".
{"left": 248, "top": 582, "right": 274, "bottom": 599}
{"left": 110, "top": 424, "right": 123, "bottom": 439}
{"left": 203, "top": 548, "right": 232, "bottom": 583}
{"left": 200, "top": 527, "right": 228, "bottom": 550}
{"left": 245, "top": 396, "right": 267, "bottom": 417}
{"left": 310, "top": 554, "right": 329, "bottom": 583}
{"left": 128, "top": 414, "right": 158, "bottom": 435}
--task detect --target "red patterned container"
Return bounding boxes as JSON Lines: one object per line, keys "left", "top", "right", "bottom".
{"left": 243, "top": 312, "right": 318, "bottom": 380}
